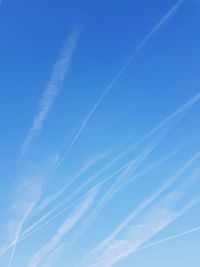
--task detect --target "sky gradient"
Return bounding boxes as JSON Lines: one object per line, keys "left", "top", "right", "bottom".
{"left": 0, "top": 0, "right": 200, "bottom": 267}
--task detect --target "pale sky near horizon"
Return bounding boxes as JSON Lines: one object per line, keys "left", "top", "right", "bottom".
{"left": 0, "top": 0, "right": 200, "bottom": 266}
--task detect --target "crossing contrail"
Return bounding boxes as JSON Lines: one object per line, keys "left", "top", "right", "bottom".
{"left": 83, "top": 185, "right": 200, "bottom": 267}
{"left": 77, "top": 153, "right": 200, "bottom": 264}
{"left": 1, "top": 92, "right": 199, "bottom": 258}
{"left": 41, "top": 0, "right": 184, "bottom": 191}
{"left": 8, "top": 27, "right": 82, "bottom": 267}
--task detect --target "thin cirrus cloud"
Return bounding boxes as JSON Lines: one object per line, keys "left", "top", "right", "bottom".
{"left": 21, "top": 26, "right": 82, "bottom": 157}
{"left": 27, "top": 187, "right": 99, "bottom": 267}
{"left": 36, "top": 0, "right": 184, "bottom": 194}
{"left": 6, "top": 154, "right": 60, "bottom": 267}
{"left": 83, "top": 169, "right": 200, "bottom": 267}
{"left": 4, "top": 91, "right": 198, "bottom": 259}
{"left": 50, "top": 94, "right": 200, "bottom": 252}
{"left": 1, "top": 0, "right": 200, "bottom": 266}
{"left": 83, "top": 152, "right": 200, "bottom": 263}
{"left": 1, "top": 93, "right": 199, "bottom": 262}
{"left": 35, "top": 152, "right": 108, "bottom": 214}
{"left": 10, "top": 4, "right": 186, "bottom": 252}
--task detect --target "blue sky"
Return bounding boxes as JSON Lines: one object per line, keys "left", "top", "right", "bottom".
{"left": 0, "top": 0, "right": 200, "bottom": 266}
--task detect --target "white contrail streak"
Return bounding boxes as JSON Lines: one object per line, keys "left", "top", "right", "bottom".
{"left": 0, "top": 148, "right": 198, "bottom": 258}
{"left": 0, "top": 147, "right": 175, "bottom": 258}
{"left": 1, "top": 93, "right": 199, "bottom": 258}
{"left": 31, "top": 92, "right": 200, "bottom": 235}
{"left": 0, "top": 147, "right": 178, "bottom": 257}
{"left": 21, "top": 27, "right": 82, "bottom": 157}
{"left": 7, "top": 28, "right": 82, "bottom": 267}
{"left": 83, "top": 181, "right": 200, "bottom": 267}
{"left": 83, "top": 153, "right": 200, "bottom": 261}
{"left": 27, "top": 188, "right": 98, "bottom": 267}
{"left": 41, "top": 0, "right": 184, "bottom": 190}
{"left": 35, "top": 153, "right": 107, "bottom": 214}
{"left": 28, "top": 94, "right": 200, "bottom": 241}
{"left": 38, "top": 90, "right": 200, "bottom": 219}
{"left": 136, "top": 225, "right": 200, "bottom": 253}
{"left": 42, "top": 154, "right": 200, "bottom": 267}
{"left": 7, "top": 201, "right": 37, "bottom": 267}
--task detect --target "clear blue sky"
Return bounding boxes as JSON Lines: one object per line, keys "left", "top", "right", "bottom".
{"left": 0, "top": 0, "right": 200, "bottom": 267}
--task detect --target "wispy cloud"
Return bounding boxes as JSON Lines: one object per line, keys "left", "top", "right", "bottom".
{"left": 4, "top": 155, "right": 59, "bottom": 267}
{"left": 7, "top": 178, "right": 43, "bottom": 267}
{"left": 59, "top": 94, "right": 200, "bottom": 249}
{"left": 84, "top": 152, "right": 200, "bottom": 262}
{"left": 83, "top": 169, "right": 200, "bottom": 267}
{"left": 42, "top": 244, "right": 66, "bottom": 267}
{"left": 35, "top": 152, "right": 108, "bottom": 214}
{"left": 21, "top": 26, "right": 82, "bottom": 157}
{"left": 39, "top": 0, "right": 184, "bottom": 191}
{"left": 1, "top": 93, "right": 199, "bottom": 260}
{"left": 27, "top": 188, "right": 99, "bottom": 267}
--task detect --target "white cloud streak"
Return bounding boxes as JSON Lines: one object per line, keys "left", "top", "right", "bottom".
{"left": 21, "top": 27, "right": 82, "bottom": 157}
{"left": 84, "top": 172, "right": 200, "bottom": 267}
{"left": 135, "top": 225, "right": 200, "bottom": 253}
{"left": 39, "top": 0, "right": 184, "bottom": 192}
{"left": 83, "top": 152, "right": 200, "bottom": 262}
{"left": 6, "top": 176, "right": 44, "bottom": 267}
{"left": 42, "top": 244, "right": 65, "bottom": 267}
{"left": 35, "top": 152, "right": 108, "bottom": 214}
{"left": 1, "top": 93, "right": 199, "bottom": 259}
{"left": 27, "top": 93, "right": 199, "bottom": 244}
{"left": 0, "top": 147, "right": 180, "bottom": 257}
{"left": 59, "top": 110, "right": 200, "bottom": 251}
{"left": 28, "top": 188, "right": 99, "bottom": 267}
{"left": 4, "top": 155, "right": 59, "bottom": 267}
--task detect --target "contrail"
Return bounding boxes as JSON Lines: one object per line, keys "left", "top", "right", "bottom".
{"left": 83, "top": 180, "right": 200, "bottom": 267}
{"left": 1, "top": 93, "right": 199, "bottom": 258}
{"left": 1, "top": 148, "right": 176, "bottom": 252}
{"left": 0, "top": 146, "right": 179, "bottom": 258}
{"left": 27, "top": 188, "right": 99, "bottom": 267}
{"left": 54, "top": 120, "right": 200, "bottom": 252}
{"left": 41, "top": 0, "right": 184, "bottom": 190}
{"left": 72, "top": 153, "right": 200, "bottom": 262}
{"left": 35, "top": 153, "right": 108, "bottom": 214}
{"left": 7, "top": 27, "right": 82, "bottom": 267}
{"left": 7, "top": 201, "right": 37, "bottom": 267}
{"left": 36, "top": 89, "right": 200, "bottom": 219}
{"left": 37, "top": 89, "right": 200, "bottom": 219}
{"left": 136, "top": 225, "right": 200, "bottom": 253}
{"left": 0, "top": 149, "right": 198, "bottom": 258}
{"left": 21, "top": 27, "right": 82, "bottom": 157}
{"left": 14, "top": 1, "right": 190, "bottom": 248}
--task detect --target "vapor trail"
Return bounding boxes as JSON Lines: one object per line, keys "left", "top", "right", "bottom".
{"left": 36, "top": 89, "right": 200, "bottom": 218}
{"left": 35, "top": 153, "right": 107, "bottom": 214}
{"left": 7, "top": 28, "right": 82, "bottom": 267}
{"left": 41, "top": 0, "right": 184, "bottom": 190}
{"left": 0, "top": 146, "right": 179, "bottom": 258}
{"left": 7, "top": 201, "right": 37, "bottom": 267}
{"left": 28, "top": 188, "right": 99, "bottom": 267}
{"left": 1, "top": 93, "right": 199, "bottom": 258}
{"left": 21, "top": 27, "right": 81, "bottom": 157}
{"left": 84, "top": 153, "right": 200, "bottom": 262}
{"left": 83, "top": 177, "right": 200, "bottom": 267}
{"left": 136, "top": 225, "right": 200, "bottom": 253}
